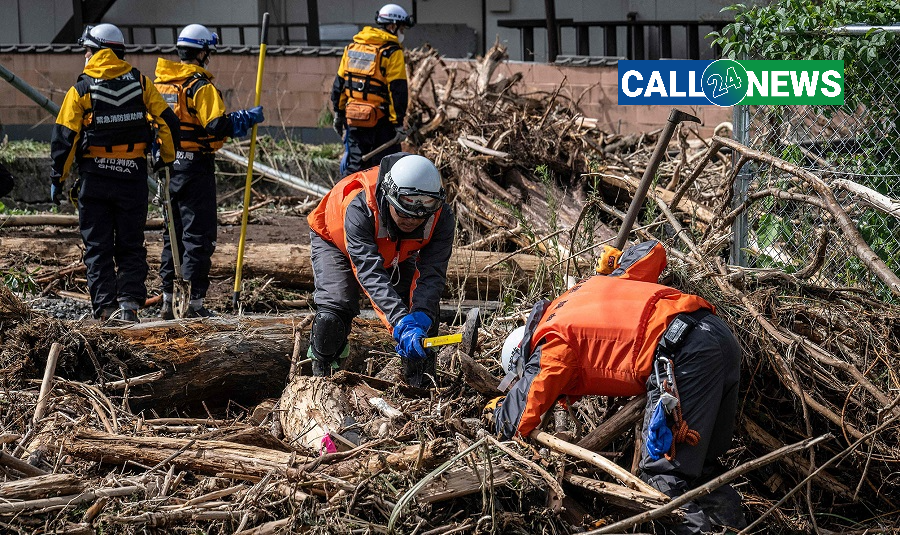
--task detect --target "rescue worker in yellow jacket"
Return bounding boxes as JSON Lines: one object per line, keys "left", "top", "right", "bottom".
{"left": 306, "top": 153, "right": 454, "bottom": 387}
{"left": 331, "top": 4, "right": 413, "bottom": 176}
{"left": 50, "top": 24, "right": 179, "bottom": 323}
{"left": 490, "top": 241, "right": 746, "bottom": 534}
{"left": 154, "top": 24, "right": 265, "bottom": 319}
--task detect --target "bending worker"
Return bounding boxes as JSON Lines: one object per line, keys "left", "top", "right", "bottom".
{"left": 154, "top": 23, "right": 264, "bottom": 319}
{"left": 490, "top": 241, "right": 746, "bottom": 534}
{"left": 331, "top": 3, "right": 413, "bottom": 176}
{"left": 306, "top": 153, "right": 454, "bottom": 387}
{"left": 50, "top": 24, "right": 179, "bottom": 323}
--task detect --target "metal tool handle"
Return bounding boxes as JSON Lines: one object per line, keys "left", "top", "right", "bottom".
{"left": 613, "top": 108, "right": 700, "bottom": 251}
{"left": 233, "top": 12, "right": 270, "bottom": 311}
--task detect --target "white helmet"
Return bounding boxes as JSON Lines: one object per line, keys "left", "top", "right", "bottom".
{"left": 382, "top": 155, "right": 445, "bottom": 218}
{"left": 498, "top": 326, "right": 527, "bottom": 391}
{"left": 178, "top": 24, "right": 219, "bottom": 50}
{"left": 376, "top": 4, "right": 414, "bottom": 27}
{"left": 78, "top": 23, "right": 125, "bottom": 51}
{"left": 501, "top": 326, "right": 526, "bottom": 376}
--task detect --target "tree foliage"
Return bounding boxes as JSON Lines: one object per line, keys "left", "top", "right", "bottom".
{"left": 709, "top": 0, "right": 898, "bottom": 63}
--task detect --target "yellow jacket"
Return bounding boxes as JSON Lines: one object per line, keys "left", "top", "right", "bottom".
{"left": 50, "top": 49, "right": 179, "bottom": 183}
{"left": 154, "top": 58, "right": 228, "bottom": 153}
{"left": 331, "top": 26, "right": 408, "bottom": 125}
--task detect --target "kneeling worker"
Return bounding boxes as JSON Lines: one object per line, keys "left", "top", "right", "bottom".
{"left": 490, "top": 241, "right": 746, "bottom": 534}
{"left": 307, "top": 153, "right": 454, "bottom": 387}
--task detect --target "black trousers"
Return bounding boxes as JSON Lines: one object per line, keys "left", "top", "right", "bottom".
{"left": 639, "top": 311, "right": 746, "bottom": 534}
{"left": 159, "top": 158, "right": 217, "bottom": 299}
{"left": 309, "top": 232, "right": 439, "bottom": 386}
{"left": 77, "top": 173, "right": 149, "bottom": 317}
{"left": 343, "top": 119, "right": 401, "bottom": 176}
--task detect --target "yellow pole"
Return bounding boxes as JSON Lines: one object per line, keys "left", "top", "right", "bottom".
{"left": 232, "top": 12, "right": 270, "bottom": 311}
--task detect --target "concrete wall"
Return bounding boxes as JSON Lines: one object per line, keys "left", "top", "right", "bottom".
{"left": 0, "top": 52, "right": 731, "bottom": 142}
{"left": 5, "top": 0, "right": 762, "bottom": 59}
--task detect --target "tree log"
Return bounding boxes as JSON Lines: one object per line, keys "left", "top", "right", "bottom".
{"left": 86, "top": 316, "right": 390, "bottom": 412}
{"left": 321, "top": 438, "right": 455, "bottom": 479}
{"left": 0, "top": 473, "right": 85, "bottom": 500}
{"left": 456, "top": 352, "right": 502, "bottom": 397}
{"left": 576, "top": 395, "right": 646, "bottom": 452}
{"left": 417, "top": 464, "right": 513, "bottom": 503}
{"left": 63, "top": 429, "right": 308, "bottom": 478}
{"left": 1, "top": 237, "right": 546, "bottom": 300}
{"left": 563, "top": 473, "right": 676, "bottom": 517}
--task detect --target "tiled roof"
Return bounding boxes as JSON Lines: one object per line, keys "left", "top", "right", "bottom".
{"left": 554, "top": 55, "right": 625, "bottom": 67}
{"left": 0, "top": 44, "right": 344, "bottom": 55}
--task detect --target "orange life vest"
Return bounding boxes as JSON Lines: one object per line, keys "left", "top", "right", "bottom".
{"left": 155, "top": 73, "right": 224, "bottom": 152}
{"left": 307, "top": 167, "right": 442, "bottom": 269}
{"left": 341, "top": 39, "right": 399, "bottom": 127}
{"left": 532, "top": 275, "right": 715, "bottom": 397}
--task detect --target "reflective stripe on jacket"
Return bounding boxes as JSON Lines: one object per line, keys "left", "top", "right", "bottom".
{"left": 494, "top": 242, "right": 714, "bottom": 439}
{"left": 50, "top": 49, "right": 179, "bottom": 182}
{"left": 307, "top": 163, "right": 452, "bottom": 329}
{"left": 333, "top": 26, "right": 407, "bottom": 124}
{"left": 154, "top": 58, "right": 226, "bottom": 153}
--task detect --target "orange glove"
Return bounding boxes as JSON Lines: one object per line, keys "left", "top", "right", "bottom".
{"left": 596, "top": 245, "right": 623, "bottom": 275}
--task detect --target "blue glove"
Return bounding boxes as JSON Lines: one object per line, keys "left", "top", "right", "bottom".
{"left": 392, "top": 311, "right": 432, "bottom": 360}
{"left": 645, "top": 401, "right": 673, "bottom": 461}
{"left": 229, "top": 106, "right": 265, "bottom": 138}
{"left": 50, "top": 181, "right": 63, "bottom": 205}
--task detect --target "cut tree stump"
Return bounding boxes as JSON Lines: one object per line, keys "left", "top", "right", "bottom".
{"left": 279, "top": 376, "right": 353, "bottom": 452}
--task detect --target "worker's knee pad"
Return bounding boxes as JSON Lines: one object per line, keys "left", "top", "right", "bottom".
{"left": 309, "top": 310, "right": 349, "bottom": 360}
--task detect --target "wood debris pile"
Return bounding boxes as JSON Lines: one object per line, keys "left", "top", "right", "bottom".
{"left": 403, "top": 43, "right": 729, "bottom": 275}
{"left": 1, "top": 43, "right": 900, "bottom": 534}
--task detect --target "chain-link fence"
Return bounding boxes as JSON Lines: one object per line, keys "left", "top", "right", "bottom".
{"left": 732, "top": 33, "right": 900, "bottom": 299}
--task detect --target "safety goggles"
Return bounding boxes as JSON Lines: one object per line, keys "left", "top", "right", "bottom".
{"left": 394, "top": 192, "right": 443, "bottom": 218}
{"left": 78, "top": 26, "right": 99, "bottom": 48}
{"left": 78, "top": 25, "right": 124, "bottom": 49}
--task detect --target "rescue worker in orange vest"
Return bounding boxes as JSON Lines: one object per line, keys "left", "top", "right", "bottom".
{"left": 50, "top": 24, "right": 180, "bottom": 323}
{"left": 331, "top": 4, "right": 413, "bottom": 176}
{"left": 307, "top": 153, "right": 454, "bottom": 387}
{"left": 154, "top": 24, "right": 265, "bottom": 319}
{"left": 489, "top": 241, "right": 746, "bottom": 534}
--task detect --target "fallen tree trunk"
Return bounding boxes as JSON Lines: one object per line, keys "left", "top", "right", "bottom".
{"left": 63, "top": 429, "right": 309, "bottom": 478}
{"left": 105, "top": 316, "right": 391, "bottom": 412}
{"left": 0, "top": 473, "right": 85, "bottom": 500}
{"left": 1, "top": 237, "right": 546, "bottom": 299}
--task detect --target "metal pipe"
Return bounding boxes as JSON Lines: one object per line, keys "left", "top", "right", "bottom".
{"left": 217, "top": 148, "right": 329, "bottom": 198}
{"left": 0, "top": 63, "right": 60, "bottom": 116}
